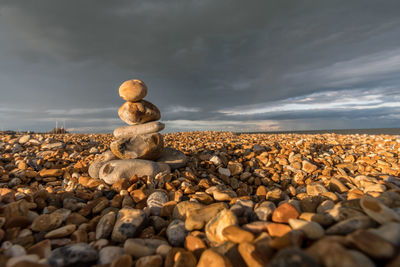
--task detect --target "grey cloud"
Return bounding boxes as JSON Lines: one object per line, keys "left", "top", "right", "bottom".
{"left": 1, "top": 0, "right": 400, "bottom": 132}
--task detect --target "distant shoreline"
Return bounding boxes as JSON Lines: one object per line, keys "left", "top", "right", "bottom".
{"left": 235, "top": 128, "right": 400, "bottom": 135}
{"left": 1, "top": 128, "right": 400, "bottom": 136}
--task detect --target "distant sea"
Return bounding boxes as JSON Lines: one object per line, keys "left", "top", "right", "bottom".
{"left": 237, "top": 128, "right": 400, "bottom": 135}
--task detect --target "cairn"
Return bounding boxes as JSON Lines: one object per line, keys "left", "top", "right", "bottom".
{"left": 88, "top": 79, "right": 187, "bottom": 184}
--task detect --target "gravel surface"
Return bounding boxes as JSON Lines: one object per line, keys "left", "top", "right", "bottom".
{"left": 1, "top": 131, "right": 400, "bottom": 267}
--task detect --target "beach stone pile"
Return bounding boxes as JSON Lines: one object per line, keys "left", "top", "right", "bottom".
{"left": 88, "top": 79, "right": 187, "bottom": 185}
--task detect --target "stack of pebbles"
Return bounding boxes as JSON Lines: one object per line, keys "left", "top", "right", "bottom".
{"left": 88, "top": 79, "right": 187, "bottom": 185}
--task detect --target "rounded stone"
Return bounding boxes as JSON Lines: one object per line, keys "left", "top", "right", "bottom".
{"left": 48, "top": 243, "right": 98, "bottom": 267}
{"left": 119, "top": 79, "right": 148, "bottom": 102}
{"left": 111, "top": 208, "right": 147, "bottom": 242}
{"left": 147, "top": 191, "right": 169, "bottom": 216}
{"left": 118, "top": 100, "right": 161, "bottom": 125}
{"left": 166, "top": 219, "right": 187, "bottom": 246}
{"left": 99, "top": 159, "right": 170, "bottom": 185}
{"left": 88, "top": 150, "right": 117, "bottom": 179}
{"left": 113, "top": 121, "right": 165, "bottom": 138}
{"left": 110, "top": 133, "right": 164, "bottom": 160}
{"left": 156, "top": 147, "right": 187, "bottom": 169}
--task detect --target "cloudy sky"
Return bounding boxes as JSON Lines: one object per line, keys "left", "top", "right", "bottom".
{"left": 0, "top": 0, "right": 400, "bottom": 133}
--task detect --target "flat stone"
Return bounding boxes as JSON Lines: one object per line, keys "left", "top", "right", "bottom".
{"left": 147, "top": 191, "right": 169, "bottom": 216}
{"left": 272, "top": 203, "right": 300, "bottom": 223}
{"left": 135, "top": 255, "right": 163, "bottom": 267}
{"left": 99, "top": 159, "right": 170, "bottom": 185}
{"left": 98, "top": 246, "right": 124, "bottom": 265}
{"left": 369, "top": 222, "right": 400, "bottom": 246}
{"left": 48, "top": 243, "right": 98, "bottom": 267}
{"left": 173, "top": 250, "right": 197, "bottom": 267}
{"left": 269, "top": 230, "right": 304, "bottom": 250}
{"left": 118, "top": 79, "right": 148, "bottom": 102}
{"left": 88, "top": 150, "right": 117, "bottom": 179}
{"left": 166, "top": 219, "right": 187, "bottom": 246}
{"left": 360, "top": 195, "right": 400, "bottom": 224}
{"left": 213, "top": 189, "right": 237, "bottom": 201}
{"left": 254, "top": 201, "right": 276, "bottom": 221}
{"left": 113, "top": 121, "right": 165, "bottom": 138}
{"left": 197, "top": 249, "right": 233, "bottom": 267}
{"left": 326, "top": 216, "right": 373, "bottom": 235}
{"left": 96, "top": 211, "right": 116, "bottom": 240}
{"left": 347, "top": 229, "right": 396, "bottom": 260}
{"left": 184, "top": 235, "right": 207, "bottom": 253}
{"left": 172, "top": 201, "right": 204, "bottom": 220}
{"left": 222, "top": 225, "right": 254, "bottom": 243}
{"left": 266, "top": 223, "right": 292, "bottom": 238}
{"left": 205, "top": 209, "right": 238, "bottom": 245}
{"left": 156, "top": 147, "right": 187, "bottom": 169}
{"left": 306, "top": 183, "right": 328, "bottom": 196}
{"left": 124, "top": 238, "right": 168, "bottom": 258}
{"left": 238, "top": 242, "right": 265, "bottom": 267}
{"left": 185, "top": 202, "right": 227, "bottom": 231}
{"left": 302, "top": 160, "right": 318, "bottom": 173}
{"left": 288, "top": 219, "right": 324, "bottom": 240}
{"left": 269, "top": 247, "right": 318, "bottom": 267}
{"left": 299, "top": 212, "right": 334, "bottom": 227}
{"left": 110, "top": 254, "right": 132, "bottom": 267}
{"left": 39, "top": 169, "right": 63, "bottom": 177}
{"left": 118, "top": 100, "right": 161, "bottom": 125}
{"left": 44, "top": 224, "right": 76, "bottom": 239}
{"left": 19, "top": 135, "right": 30, "bottom": 144}
{"left": 111, "top": 208, "right": 146, "bottom": 242}
{"left": 27, "top": 239, "right": 51, "bottom": 259}
{"left": 110, "top": 133, "right": 164, "bottom": 160}
{"left": 31, "top": 213, "right": 63, "bottom": 232}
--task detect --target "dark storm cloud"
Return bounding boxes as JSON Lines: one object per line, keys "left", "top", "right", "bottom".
{"left": 0, "top": 0, "right": 400, "bottom": 132}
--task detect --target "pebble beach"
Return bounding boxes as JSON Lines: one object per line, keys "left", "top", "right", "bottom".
{"left": 1, "top": 131, "right": 400, "bottom": 266}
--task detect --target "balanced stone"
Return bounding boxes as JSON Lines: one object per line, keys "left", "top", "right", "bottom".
{"left": 88, "top": 150, "right": 117, "bottom": 179}
{"left": 113, "top": 121, "right": 165, "bottom": 138}
{"left": 99, "top": 159, "right": 170, "bottom": 184}
{"left": 118, "top": 100, "right": 161, "bottom": 125}
{"left": 110, "top": 133, "right": 164, "bottom": 160}
{"left": 156, "top": 147, "right": 188, "bottom": 169}
{"left": 119, "top": 79, "right": 148, "bottom": 102}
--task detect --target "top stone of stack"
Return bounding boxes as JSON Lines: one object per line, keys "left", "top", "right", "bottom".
{"left": 119, "top": 79, "right": 148, "bottom": 102}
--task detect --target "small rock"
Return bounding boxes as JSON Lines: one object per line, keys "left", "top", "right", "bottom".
{"left": 45, "top": 224, "right": 76, "bottom": 239}
{"left": 31, "top": 214, "right": 63, "bottom": 232}
{"left": 288, "top": 219, "right": 324, "bottom": 240}
{"left": 98, "top": 246, "right": 124, "bottom": 265}
{"left": 147, "top": 191, "right": 169, "bottom": 216}
{"left": 267, "top": 223, "right": 292, "bottom": 238}
{"left": 167, "top": 220, "right": 187, "bottom": 246}
{"left": 111, "top": 208, "right": 146, "bottom": 242}
{"left": 326, "top": 216, "right": 373, "bottom": 235}
{"left": 347, "top": 229, "right": 396, "bottom": 260}
{"left": 124, "top": 238, "right": 168, "bottom": 258}
{"left": 222, "top": 225, "right": 254, "bottom": 243}
{"left": 302, "top": 160, "right": 317, "bottom": 173}
{"left": 39, "top": 169, "right": 63, "bottom": 177}
{"left": 306, "top": 183, "right": 328, "bottom": 196}
{"left": 238, "top": 242, "right": 265, "bottom": 267}
{"left": 218, "top": 168, "right": 231, "bottom": 177}
{"left": 173, "top": 201, "right": 204, "bottom": 221}
{"left": 135, "top": 255, "right": 163, "bottom": 267}
{"left": 269, "top": 247, "right": 319, "bottom": 267}
{"left": 360, "top": 196, "right": 400, "bottom": 224}
{"left": 197, "top": 249, "right": 233, "bottom": 267}
{"left": 156, "top": 147, "right": 187, "bottom": 169}
{"left": 272, "top": 203, "right": 300, "bottom": 223}
{"left": 48, "top": 243, "right": 98, "bottom": 267}
{"left": 369, "top": 222, "right": 400, "bottom": 246}
{"left": 205, "top": 209, "right": 238, "bottom": 245}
